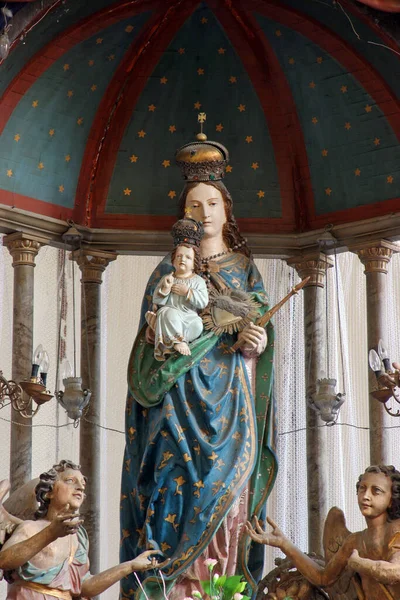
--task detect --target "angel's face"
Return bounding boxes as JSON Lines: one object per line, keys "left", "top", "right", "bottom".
{"left": 49, "top": 468, "right": 86, "bottom": 512}
{"left": 357, "top": 472, "right": 392, "bottom": 520}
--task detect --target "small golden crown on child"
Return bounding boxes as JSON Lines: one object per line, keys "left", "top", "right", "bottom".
{"left": 171, "top": 218, "right": 204, "bottom": 248}
{"left": 175, "top": 113, "right": 229, "bottom": 182}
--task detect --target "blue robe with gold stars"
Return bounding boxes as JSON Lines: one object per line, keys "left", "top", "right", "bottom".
{"left": 120, "top": 252, "right": 276, "bottom": 599}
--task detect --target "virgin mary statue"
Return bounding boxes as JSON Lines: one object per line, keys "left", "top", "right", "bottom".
{"left": 120, "top": 129, "right": 277, "bottom": 599}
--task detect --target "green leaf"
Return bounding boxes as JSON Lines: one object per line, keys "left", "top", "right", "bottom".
{"left": 216, "top": 575, "right": 226, "bottom": 588}
{"left": 234, "top": 582, "right": 246, "bottom": 593}
{"left": 201, "top": 581, "right": 212, "bottom": 595}
{"left": 223, "top": 576, "right": 244, "bottom": 594}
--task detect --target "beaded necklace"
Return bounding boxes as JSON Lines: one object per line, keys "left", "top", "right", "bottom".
{"left": 201, "top": 240, "right": 247, "bottom": 282}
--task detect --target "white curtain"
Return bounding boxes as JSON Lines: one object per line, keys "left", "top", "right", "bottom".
{"left": 1, "top": 240, "right": 400, "bottom": 599}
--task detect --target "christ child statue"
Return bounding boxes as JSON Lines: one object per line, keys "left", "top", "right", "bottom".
{"left": 145, "top": 218, "right": 209, "bottom": 361}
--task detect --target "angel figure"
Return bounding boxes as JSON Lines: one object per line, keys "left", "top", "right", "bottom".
{"left": 0, "top": 460, "right": 157, "bottom": 598}
{"left": 247, "top": 465, "right": 400, "bottom": 600}
{"left": 145, "top": 218, "right": 208, "bottom": 361}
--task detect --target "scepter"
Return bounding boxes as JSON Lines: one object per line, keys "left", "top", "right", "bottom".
{"left": 229, "top": 276, "right": 310, "bottom": 353}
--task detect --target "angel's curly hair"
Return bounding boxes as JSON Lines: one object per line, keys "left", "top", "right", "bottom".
{"left": 356, "top": 465, "right": 400, "bottom": 521}
{"left": 34, "top": 459, "right": 85, "bottom": 520}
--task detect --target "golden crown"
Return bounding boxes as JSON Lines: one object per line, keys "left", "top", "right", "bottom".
{"left": 175, "top": 113, "right": 229, "bottom": 182}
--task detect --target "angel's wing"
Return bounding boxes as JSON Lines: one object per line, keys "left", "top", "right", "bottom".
{"left": 3, "top": 477, "right": 39, "bottom": 522}
{"left": 323, "top": 507, "right": 360, "bottom": 600}
{"left": 0, "top": 480, "right": 22, "bottom": 546}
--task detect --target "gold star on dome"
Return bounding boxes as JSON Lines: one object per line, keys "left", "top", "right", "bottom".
{"left": 344, "top": 122, "right": 351, "bottom": 130}
{"left": 387, "top": 175, "right": 394, "bottom": 184}
{"left": 312, "top": 117, "right": 318, "bottom": 124}
{"left": 32, "top": 100, "right": 38, "bottom": 108}
{"left": 374, "top": 137, "right": 380, "bottom": 146}
{"left": 275, "top": 29, "right": 282, "bottom": 37}
{"left": 160, "top": 76, "right": 168, "bottom": 84}
{"left": 229, "top": 76, "right": 237, "bottom": 84}
{"left": 138, "top": 130, "right": 146, "bottom": 138}
{"left": 325, "top": 187, "right": 332, "bottom": 196}
{"left": 168, "top": 190, "right": 176, "bottom": 198}
{"left": 108, "top": 54, "right": 115, "bottom": 61}
{"left": 7, "top": 169, "right": 13, "bottom": 177}
{"left": 321, "top": 149, "right": 328, "bottom": 157}
{"left": 317, "top": 56, "right": 323, "bottom": 64}
{"left": 148, "top": 104, "right": 156, "bottom": 112}
{"left": 257, "top": 190, "right": 265, "bottom": 198}
{"left": 309, "top": 81, "right": 316, "bottom": 89}
{"left": 178, "top": 47, "right": 185, "bottom": 55}
{"left": 67, "top": 90, "right": 74, "bottom": 98}
{"left": 77, "top": 117, "right": 83, "bottom": 125}
{"left": 162, "top": 160, "right": 171, "bottom": 168}
{"left": 63, "top": 64, "right": 70, "bottom": 72}
{"left": 194, "top": 101, "right": 201, "bottom": 109}
{"left": 14, "top": 134, "right": 20, "bottom": 142}
{"left": 59, "top": 185, "right": 64, "bottom": 193}
{"left": 96, "top": 38, "right": 103, "bottom": 44}
{"left": 216, "top": 123, "right": 223, "bottom": 132}
{"left": 124, "top": 187, "right": 132, "bottom": 195}
{"left": 245, "top": 136, "right": 253, "bottom": 143}
{"left": 130, "top": 154, "right": 138, "bottom": 163}
{"left": 251, "top": 162, "right": 259, "bottom": 170}
{"left": 49, "top": 129, "right": 55, "bottom": 137}
{"left": 289, "top": 57, "right": 295, "bottom": 65}
{"left": 218, "top": 48, "right": 226, "bottom": 55}
{"left": 225, "top": 165, "right": 232, "bottom": 173}
{"left": 340, "top": 85, "right": 347, "bottom": 93}
{"left": 355, "top": 168, "right": 361, "bottom": 176}
{"left": 169, "top": 125, "right": 176, "bottom": 133}
{"left": 91, "top": 85, "right": 97, "bottom": 92}
{"left": 197, "top": 68, "right": 204, "bottom": 75}
{"left": 38, "top": 162, "right": 44, "bottom": 170}
{"left": 125, "top": 25, "right": 134, "bottom": 33}
{"left": 65, "top": 155, "right": 71, "bottom": 162}
{"left": 365, "top": 105, "right": 372, "bottom": 113}
{"left": 238, "top": 104, "right": 246, "bottom": 112}
{"left": 201, "top": 17, "right": 208, "bottom": 24}
{"left": 88, "top": 59, "right": 94, "bottom": 66}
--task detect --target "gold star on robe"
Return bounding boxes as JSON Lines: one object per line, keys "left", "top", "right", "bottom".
{"left": 387, "top": 175, "right": 394, "bottom": 184}
{"left": 374, "top": 137, "right": 380, "bottom": 146}
{"left": 251, "top": 162, "right": 259, "bottom": 170}
{"left": 169, "top": 125, "right": 176, "bottom": 133}
{"left": 317, "top": 56, "right": 323, "bottom": 64}
{"left": 63, "top": 64, "right": 70, "bottom": 71}
{"left": 168, "top": 190, "right": 176, "bottom": 198}
{"left": 354, "top": 168, "right": 361, "bottom": 176}
{"left": 238, "top": 104, "right": 245, "bottom": 112}
{"left": 130, "top": 154, "right": 138, "bottom": 163}
{"left": 148, "top": 104, "right": 156, "bottom": 112}
{"left": 321, "top": 149, "right": 328, "bottom": 157}
{"left": 65, "top": 155, "right": 71, "bottom": 162}
{"left": 365, "top": 105, "right": 372, "bottom": 113}
{"left": 194, "top": 101, "right": 201, "bottom": 109}
{"left": 312, "top": 117, "right": 318, "bottom": 124}
{"left": 257, "top": 190, "right": 265, "bottom": 198}
{"left": 138, "top": 130, "right": 146, "bottom": 138}
{"left": 14, "top": 134, "right": 20, "bottom": 142}
{"left": 59, "top": 185, "right": 64, "bottom": 192}
{"left": 6, "top": 169, "right": 13, "bottom": 177}
{"left": 218, "top": 47, "right": 226, "bottom": 54}
{"left": 162, "top": 160, "right": 171, "bottom": 168}
{"left": 344, "top": 122, "right": 351, "bottom": 130}
{"left": 67, "top": 90, "right": 73, "bottom": 98}
{"left": 108, "top": 54, "right": 115, "bottom": 61}
{"left": 96, "top": 38, "right": 103, "bottom": 44}
{"left": 245, "top": 136, "right": 253, "bottom": 143}
{"left": 229, "top": 76, "right": 237, "bottom": 83}
{"left": 90, "top": 85, "right": 97, "bottom": 92}
{"left": 38, "top": 162, "right": 44, "bottom": 170}
{"left": 340, "top": 85, "right": 347, "bottom": 93}
{"left": 197, "top": 68, "right": 204, "bottom": 75}
{"left": 77, "top": 118, "right": 83, "bottom": 125}
{"left": 325, "top": 187, "right": 332, "bottom": 196}
{"left": 160, "top": 76, "right": 168, "bottom": 84}
{"left": 216, "top": 123, "right": 223, "bottom": 132}
{"left": 178, "top": 47, "right": 185, "bottom": 55}
{"left": 32, "top": 100, "right": 38, "bottom": 108}
{"left": 49, "top": 129, "right": 55, "bottom": 136}
{"left": 124, "top": 188, "right": 132, "bottom": 195}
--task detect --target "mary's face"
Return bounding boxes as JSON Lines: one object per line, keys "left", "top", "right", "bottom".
{"left": 185, "top": 183, "right": 227, "bottom": 240}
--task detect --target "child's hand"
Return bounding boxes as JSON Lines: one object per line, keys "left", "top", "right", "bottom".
{"left": 171, "top": 283, "right": 188, "bottom": 296}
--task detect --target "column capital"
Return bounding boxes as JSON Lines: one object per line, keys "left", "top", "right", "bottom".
{"left": 71, "top": 249, "right": 117, "bottom": 284}
{"left": 286, "top": 252, "right": 334, "bottom": 288}
{"left": 3, "top": 232, "right": 50, "bottom": 267}
{"left": 349, "top": 240, "right": 399, "bottom": 274}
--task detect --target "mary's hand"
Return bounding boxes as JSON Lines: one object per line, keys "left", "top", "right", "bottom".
{"left": 237, "top": 322, "right": 267, "bottom": 357}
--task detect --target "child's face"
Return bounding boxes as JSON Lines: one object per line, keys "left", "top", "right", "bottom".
{"left": 357, "top": 472, "right": 392, "bottom": 520}
{"left": 173, "top": 245, "right": 195, "bottom": 276}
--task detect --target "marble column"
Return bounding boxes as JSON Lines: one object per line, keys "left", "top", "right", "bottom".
{"left": 72, "top": 249, "right": 117, "bottom": 576}
{"left": 286, "top": 252, "right": 333, "bottom": 555}
{"left": 349, "top": 240, "right": 398, "bottom": 465}
{"left": 3, "top": 232, "right": 48, "bottom": 492}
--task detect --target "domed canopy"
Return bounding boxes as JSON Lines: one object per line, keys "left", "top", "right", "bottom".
{"left": 1, "top": 0, "right": 400, "bottom": 250}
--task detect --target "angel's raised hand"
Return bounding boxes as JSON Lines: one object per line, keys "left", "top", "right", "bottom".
{"left": 246, "top": 516, "right": 285, "bottom": 549}
{"left": 129, "top": 550, "right": 160, "bottom": 572}
{"left": 49, "top": 504, "right": 83, "bottom": 539}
